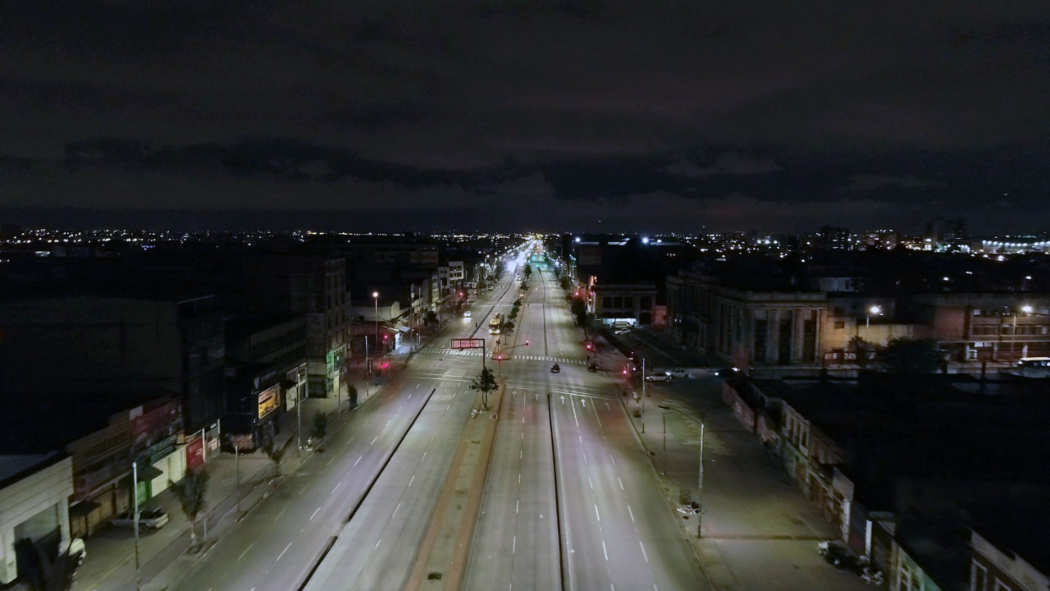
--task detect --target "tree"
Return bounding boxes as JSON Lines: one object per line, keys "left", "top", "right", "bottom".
{"left": 477, "top": 277, "right": 487, "bottom": 291}
{"left": 502, "top": 321, "right": 515, "bottom": 334}
{"left": 470, "top": 367, "right": 498, "bottom": 409}
{"left": 348, "top": 384, "right": 359, "bottom": 408}
{"left": 262, "top": 437, "right": 287, "bottom": 478}
{"left": 878, "top": 337, "right": 942, "bottom": 374}
{"left": 524, "top": 265, "right": 532, "bottom": 278}
{"left": 169, "top": 468, "right": 209, "bottom": 550}
{"left": 14, "top": 538, "right": 80, "bottom": 591}
{"left": 560, "top": 276, "right": 571, "bottom": 291}
{"left": 425, "top": 310, "right": 438, "bottom": 325}
{"left": 312, "top": 411, "right": 329, "bottom": 440}
{"left": 848, "top": 336, "right": 876, "bottom": 368}
{"left": 570, "top": 297, "right": 588, "bottom": 327}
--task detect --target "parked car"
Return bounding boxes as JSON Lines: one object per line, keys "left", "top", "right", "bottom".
{"left": 666, "top": 368, "right": 693, "bottom": 379}
{"left": 111, "top": 508, "right": 169, "bottom": 530}
{"left": 644, "top": 373, "right": 671, "bottom": 382}
{"left": 614, "top": 328, "right": 631, "bottom": 335}
{"left": 818, "top": 540, "right": 865, "bottom": 574}
{"left": 550, "top": 363, "right": 561, "bottom": 373}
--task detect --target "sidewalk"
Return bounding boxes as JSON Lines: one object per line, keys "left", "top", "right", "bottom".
{"left": 596, "top": 329, "right": 872, "bottom": 591}
{"left": 71, "top": 411, "right": 301, "bottom": 591}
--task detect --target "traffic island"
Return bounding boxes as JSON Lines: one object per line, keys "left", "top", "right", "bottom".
{"left": 405, "top": 384, "right": 505, "bottom": 591}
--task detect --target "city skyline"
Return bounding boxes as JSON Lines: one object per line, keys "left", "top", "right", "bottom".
{"left": 2, "top": 2, "right": 1049, "bottom": 232}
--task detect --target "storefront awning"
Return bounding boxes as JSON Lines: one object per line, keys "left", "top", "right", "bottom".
{"left": 120, "top": 464, "right": 164, "bottom": 483}
{"left": 70, "top": 500, "right": 103, "bottom": 516}
{"left": 395, "top": 326, "right": 411, "bottom": 333}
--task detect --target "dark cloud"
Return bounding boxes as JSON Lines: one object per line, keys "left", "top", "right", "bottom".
{"left": 1, "top": 0, "right": 1049, "bottom": 231}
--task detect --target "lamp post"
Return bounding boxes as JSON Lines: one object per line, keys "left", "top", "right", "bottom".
{"left": 373, "top": 291, "right": 380, "bottom": 371}
{"left": 132, "top": 461, "right": 142, "bottom": 591}
{"left": 1013, "top": 304, "right": 1033, "bottom": 358}
{"left": 698, "top": 416, "right": 705, "bottom": 538}
{"left": 866, "top": 304, "right": 882, "bottom": 330}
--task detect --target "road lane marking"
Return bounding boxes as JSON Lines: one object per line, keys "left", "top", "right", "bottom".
{"left": 370, "top": 436, "right": 378, "bottom": 445}
{"left": 392, "top": 503, "right": 401, "bottom": 518}
{"left": 409, "top": 474, "right": 415, "bottom": 487}
{"left": 589, "top": 477, "right": 593, "bottom": 489}
{"left": 579, "top": 435, "right": 583, "bottom": 444}
{"left": 583, "top": 452, "right": 588, "bottom": 464}
{"left": 332, "top": 482, "right": 341, "bottom": 494}
{"left": 594, "top": 504, "right": 601, "bottom": 522}
{"left": 639, "top": 540, "right": 649, "bottom": 563}
{"left": 421, "top": 451, "right": 427, "bottom": 462}
{"left": 618, "top": 476, "right": 624, "bottom": 491}
{"left": 609, "top": 453, "right": 616, "bottom": 466}
{"left": 516, "top": 500, "right": 519, "bottom": 514}
{"left": 518, "top": 473, "right": 521, "bottom": 484}
{"left": 277, "top": 542, "right": 293, "bottom": 561}
{"left": 385, "top": 419, "right": 391, "bottom": 427}
{"left": 627, "top": 505, "right": 635, "bottom": 523}
{"left": 354, "top": 456, "right": 362, "bottom": 466}
{"left": 602, "top": 539, "right": 608, "bottom": 561}
{"left": 237, "top": 542, "right": 254, "bottom": 562}
{"left": 512, "top": 535, "right": 517, "bottom": 554}
{"left": 520, "top": 450, "right": 523, "bottom": 459}
{"left": 275, "top": 507, "right": 287, "bottom": 521}
{"left": 416, "top": 383, "right": 420, "bottom": 388}
{"left": 327, "top": 457, "right": 334, "bottom": 466}
{"left": 310, "top": 507, "right": 321, "bottom": 520}
{"left": 375, "top": 539, "right": 382, "bottom": 550}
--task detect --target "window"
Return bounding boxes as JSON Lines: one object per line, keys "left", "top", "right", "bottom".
{"left": 834, "top": 321, "right": 845, "bottom": 329}
{"left": 970, "top": 561, "right": 988, "bottom": 591}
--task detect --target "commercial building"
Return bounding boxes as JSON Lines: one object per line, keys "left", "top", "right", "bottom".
{"left": 0, "top": 454, "right": 74, "bottom": 584}
{"left": 0, "top": 295, "right": 225, "bottom": 432}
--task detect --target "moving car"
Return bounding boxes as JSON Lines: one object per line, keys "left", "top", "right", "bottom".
{"left": 666, "top": 368, "right": 693, "bottom": 379}
{"left": 550, "top": 363, "right": 561, "bottom": 373}
{"left": 111, "top": 508, "right": 169, "bottom": 530}
{"left": 644, "top": 373, "right": 671, "bottom": 382}
{"left": 463, "top": 310, "right": 472, "bottom": 318}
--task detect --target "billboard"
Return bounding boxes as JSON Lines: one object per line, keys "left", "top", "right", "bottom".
{"left": 450, "top": 338, "right": 485, "bottom": 349}
{"left": 186, "top": 434, "right": 204, "bottom": 471}
{"left": 258, "top": 386, "right": 280, "bottom": 420}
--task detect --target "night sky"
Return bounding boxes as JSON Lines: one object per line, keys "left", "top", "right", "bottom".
{"left": 1, "top": 1, "right": 1049, "bottom": 233}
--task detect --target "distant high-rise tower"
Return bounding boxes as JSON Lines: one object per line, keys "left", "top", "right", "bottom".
{"left": 818, "top": 226, "right": 851, "bottom": 251}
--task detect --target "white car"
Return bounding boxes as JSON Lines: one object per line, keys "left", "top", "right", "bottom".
{"left": 111, "top": 508, "right": 169, "bottom": 530}
{"left": 644, "top": 374, "right": 672, "bottom": 382}
{"left": 666, "top": 368, "right": 693, "bottom": 379}
{"left": 463, "top": 311, "right": 472, "bottom": 318}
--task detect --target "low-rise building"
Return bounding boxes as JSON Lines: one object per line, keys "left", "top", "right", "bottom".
{"left": 0, "top": 454, "right": 74, "bottom": 584}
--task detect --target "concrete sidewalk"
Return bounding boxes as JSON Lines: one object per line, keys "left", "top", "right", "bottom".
{"left": 71, "top": 411, "right": 302, "bottom": 591}
{"left": 589, "top": 328, "right": 871, "bottom": 591}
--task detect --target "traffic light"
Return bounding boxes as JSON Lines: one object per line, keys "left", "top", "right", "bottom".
{"left": 585, "top": 341, "right": 593, "bottom": 350}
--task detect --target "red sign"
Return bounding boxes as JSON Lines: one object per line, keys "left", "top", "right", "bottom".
{"left": 186, "top": 435, "right": 204, "bottom": 471}
{"left": 450, "top": 338, "right": 485, "bottom": 350}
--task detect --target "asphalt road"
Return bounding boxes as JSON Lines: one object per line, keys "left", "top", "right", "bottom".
{"left": 169, "top": 272, "right": 519, "bottom": 591}
{"left": 466, "top": 265, "right": 706, "bottom": 591}
{"left": 166, "top": 247, "right": 706, "bottom": 591}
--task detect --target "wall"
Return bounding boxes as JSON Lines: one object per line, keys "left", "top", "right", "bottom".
{"left": 0, "top": 456, "right": 74, "bottom": 584}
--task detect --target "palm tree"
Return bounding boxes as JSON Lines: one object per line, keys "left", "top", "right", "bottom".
{"left": 14, "top": 538, "right": 80, "bottom": 591}
{"left": 169, "top": 468, "right": 209, "bottom": 550}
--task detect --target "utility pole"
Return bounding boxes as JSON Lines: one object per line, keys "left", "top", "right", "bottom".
{"left": 698, "top": 418, "right": 705, "bottom": 538}
{"left": 132, "top": 461, "right": 141, "bottom": 591}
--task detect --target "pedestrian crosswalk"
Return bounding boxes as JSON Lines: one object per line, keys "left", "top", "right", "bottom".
{"left": 419, "top": 347, "right": 586, "bottom": 366}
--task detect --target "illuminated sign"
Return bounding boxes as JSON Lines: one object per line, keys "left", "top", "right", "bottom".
{"left": 258, "top": 386, "right": 279, "bottom": 420}
{"left": 450, "top": 338, "right": 485, "bottom": 350}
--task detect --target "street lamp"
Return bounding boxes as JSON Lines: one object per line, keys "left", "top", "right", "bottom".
{"left": 373, "top": 291, "right": 380, "bottom": 370}
{"left": 1012, "top": 304, "right": 1033, "bottom": 358}
{"left": 866, "top": 305, "right": 882, "bottom": 338}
